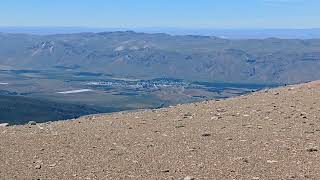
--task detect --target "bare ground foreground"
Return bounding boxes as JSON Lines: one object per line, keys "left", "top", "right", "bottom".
{"left": 1, "top": 81, "right": 320, "bottom": 180}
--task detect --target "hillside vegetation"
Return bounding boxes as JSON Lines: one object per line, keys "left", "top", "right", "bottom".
{"left": 0, "top": 95, "right": 108, "bottom": 124}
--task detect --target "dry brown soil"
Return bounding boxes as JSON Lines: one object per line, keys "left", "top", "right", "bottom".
{"left": 1, "top": 81, "right": 320, "bottom": 179}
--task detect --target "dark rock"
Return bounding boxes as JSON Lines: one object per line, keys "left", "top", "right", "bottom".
{"left": 161, "top": 169, "right": 170, "bottom": 173}
{"left": 183, "top": 112, "right": 193, "bottom": 118}
{"left": 307, "top": 147, "right": 318, "bottom": 152}
{"left": 201, "top": 133, "right": 211, "bottom": 137}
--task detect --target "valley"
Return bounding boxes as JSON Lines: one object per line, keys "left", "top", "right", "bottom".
{"left": 2, "top": 31, "right": 319, "bottom": 124}
{"left": 0, "top": 68, "right": 272, "bottom": 124}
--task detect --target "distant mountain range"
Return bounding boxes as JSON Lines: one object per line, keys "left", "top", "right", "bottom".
{"left": 1, "top": 27, "right": 320, "bottom": 39}
{"left": 1, "top": 31, "right": 320, "bottom": 84}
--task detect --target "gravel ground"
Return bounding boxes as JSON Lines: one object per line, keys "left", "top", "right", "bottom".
{"left": 1, "top": 81, "right": 320, "bottom": 179}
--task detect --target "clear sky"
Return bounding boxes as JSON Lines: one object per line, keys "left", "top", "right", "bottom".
{"left": 0, "top": 0, "right": 319, "bottom": 28}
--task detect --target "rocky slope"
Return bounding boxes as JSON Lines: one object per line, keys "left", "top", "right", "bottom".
{"left": 1, "top": 81, "right": 320, "bottom": 179}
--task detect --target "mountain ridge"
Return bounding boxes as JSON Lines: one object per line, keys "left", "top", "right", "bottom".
{"left": 1, "top": 31, "right": 320, "bottom": 84}
{"left": 1, "top": 27, "right": 320, "bottom": 39}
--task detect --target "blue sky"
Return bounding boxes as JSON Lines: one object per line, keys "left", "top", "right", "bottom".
{"left": 0, "top": 0, "right": 319, "bottom": 28}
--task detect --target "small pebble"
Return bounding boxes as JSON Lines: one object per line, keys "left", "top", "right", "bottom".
{"left": 201, "top": 133, "right": 211, "bottom": 137}
{"left": 267, "top": 160, "right": 278, "bottom": 163}
{"left": 184, "top": 176, "right": 195, "bottom": 180}
{"left": 307, "top": 147, "right": 318, "bottom": 152}
{"left": 49, "top": 163, "right": 57, "bottom": 167}
{"left": 161, "top": 169, "right": 170, "bottom": 173}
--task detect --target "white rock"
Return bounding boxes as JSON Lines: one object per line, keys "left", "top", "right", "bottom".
{"left": 28, "top": 121, "right": 37, "bottom": 125}
{"left": 184, "top": 176, "right": 195, "bottom": 180}
{"left": 267, "top": 160, "right": 278, "bottom": 163}
{"left": 0, "top": 123, "right": 9, "bottom": 127}
{"left": 211, "top": 116, "right": 219, "bottom": 120}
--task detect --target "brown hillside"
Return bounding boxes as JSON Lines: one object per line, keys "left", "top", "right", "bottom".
{"left": 1, "top": 81, "right": 320, "bottom": 179}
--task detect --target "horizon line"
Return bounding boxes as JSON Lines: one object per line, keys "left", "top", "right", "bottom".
{"left": 1, "top": 26, "right": 320, "bottom": 30}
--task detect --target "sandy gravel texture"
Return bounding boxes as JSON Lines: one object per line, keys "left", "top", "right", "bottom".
{"left": 1, "top": 81, "right": 320, "bottom": 180}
